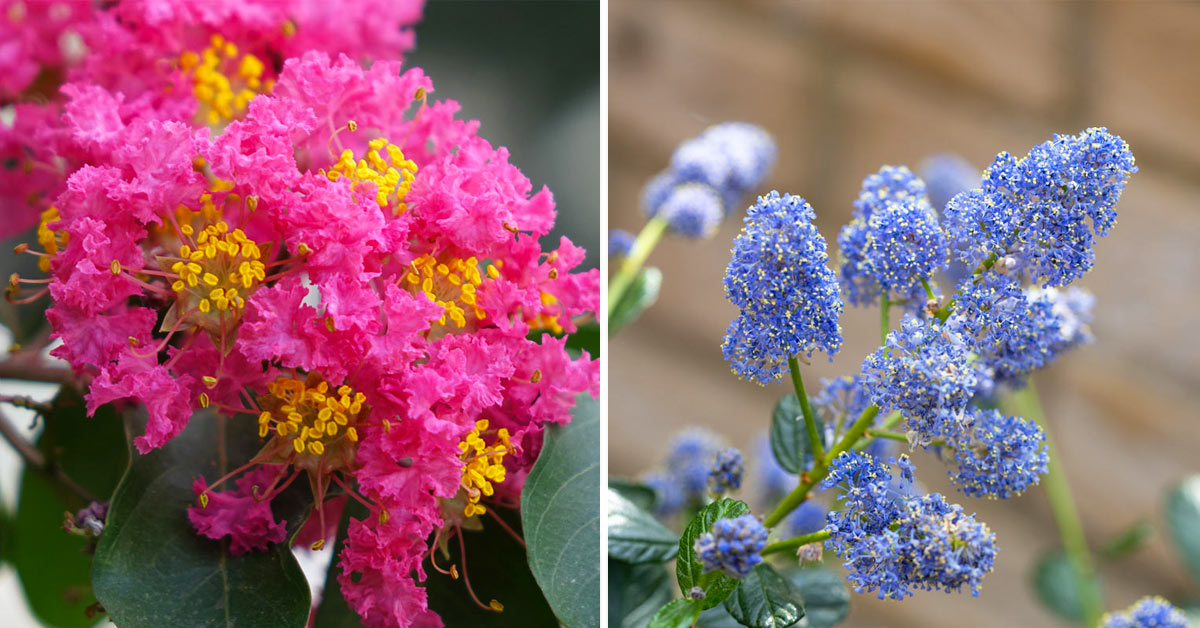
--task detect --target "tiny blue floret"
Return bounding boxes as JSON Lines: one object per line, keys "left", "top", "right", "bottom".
{"left": 694, "top": 513, "right": 769, "bottom": 578}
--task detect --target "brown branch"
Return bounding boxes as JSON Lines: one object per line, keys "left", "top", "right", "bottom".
{"left": 0, "top": 356, "right": 72, "bottom": 384}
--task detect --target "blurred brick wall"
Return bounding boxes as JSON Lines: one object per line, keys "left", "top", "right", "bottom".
{"left": 608, "top": 2, "right": 1200, "bottom": 626}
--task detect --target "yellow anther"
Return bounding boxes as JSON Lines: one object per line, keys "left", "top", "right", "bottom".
{"left": 202, "top": 375, "right": 218, "bottom": 388}
{"left": 199, "top": 392, "right": 210, "bottom": 408}
{"left": 199, "top": 299, "right": 211, "bottom": 313}
{"left": 487, "top": 265, "right": 500, "bottom": 279}
{"left": 531, "top": 369, "right": 542, "bottom": 383}
{"left": 347, "top": 120, "right": 358, "bottom": 132}
{"left": 326, "top": 136, "right": 418, "bottom": 213}
{"left": 489, "top": 600, "right": 504, "bottom": 612}
{"left": 199, "top": 493, "right": 209, "bottom": 508}
{"left": 110, "top": 260, "right": 122, "bottom": 275}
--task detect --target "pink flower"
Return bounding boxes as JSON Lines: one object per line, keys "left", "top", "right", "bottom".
{"left": 188, "top": 467, "right": 288, "bottom": 555}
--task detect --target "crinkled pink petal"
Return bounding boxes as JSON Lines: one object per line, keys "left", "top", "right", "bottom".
{"left": 188, "top": 466, "right": 288, "bottom": 555}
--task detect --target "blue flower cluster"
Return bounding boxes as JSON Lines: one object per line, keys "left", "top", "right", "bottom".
{"left": 642, "top": 122, "right": 777, "bottom": 238}
{"left": 641, "top": 428, "right": 725, "bottom": 515}
{"left": 822, "top": 452, "right": 996, "bottom": 600}
{"left": 861, "top": 315, "right": 980, "bottom": 441}
{"left": 722, "top": 192, "right": 844, "bottom": 384}
{"left": 951, "top": 270, "right": 1064, "bottom": 384}
{"left": 609, "top": 228, "right": 635, "bottom": 258}
{"left": 948, "top": 408, "right": 1049, "bottom": 499}
{"left": 919, "top": 153, "right": 979, "bottom": 214}
{"left": 943, "top": 127, "right": 1136, "bottom": 287}
{"left": 708, "top": 447, "right": 745, "bottom": 495}
{"left": 838, "top": 166, "right": 948, "bottom": 305}
{"left": 1101, "top": 596, "right": 1189, "bottom": 628}
{"left": 754, "top": 434, "right": 796, "bottom": 501}
{"left": 694, "top": 513, "right": 769, "bottom": 579}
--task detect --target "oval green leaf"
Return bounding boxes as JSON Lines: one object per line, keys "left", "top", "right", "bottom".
{"left": 91, "top": 411, "right": 312, "bottom": 628}
{"left": 1031, "top": 550, "right": 1086, "bottom": 623}
{"left": 650, "top": 599, "right": 700, "bottom": 628}
{"left": 677, "top": 498, "right": 750, "bottom": 610}
{"left": 607, "top": 488, "right": 678, "bottom": 564}
{"left": 521, "top": 392, "right": 600, "bottom": 627}
{"left": 770, "top": 395, "right": 810, "bottom": 475}
{"left": 610, "top": 266, "right": 662, "bottom": 334}
{"left": 1167, "top": 476, "right": 1200, "bottom": 583}
{"left": 786, "top": 568, "right": 849, "bottom": 628}
{"left": 723, "top": 564, "right": 803, "bottom": 628}
{"left": 608, "top": 478, "right": 658, "bottom": 513}
{"left": 610, "top": 559, "right": 674, "bottom": 628}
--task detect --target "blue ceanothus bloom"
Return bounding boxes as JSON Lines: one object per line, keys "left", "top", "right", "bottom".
{"left": 642, "top": 427, "right": 725, "bottom": 515}
{"left": 1101, "top": 596, "right": 1189, "bottom": 628}
{"left": 920, "top": 153, "right": 979, "bottom": 215}
{"left": 694, "top": 513, "right": 769, "bottom": 578}
{"left": 822, "top": 451, "right": 996, "bottom": 600}
{"left": 838, "top": 166, "right": 949, "bottom": 306}
{"left": 948, "top": 408, "right": 1049, "bottom": 499}
{"left": 658, "top": 183, "right": 723, "bottom": 239}
{"left": 723, "top": 192, "right": 844, "bottom": 384}
{"left": 943, "top": 127, "right": 1136, "bottom": 288}
{"left": 608, "top": 228, "right": 635, "bottom": 258}
{"left": 643, "top": 122, "right": 777, "bottom": 222}
{"left": 707, "top": 447, "right": 744, "bottom": 495}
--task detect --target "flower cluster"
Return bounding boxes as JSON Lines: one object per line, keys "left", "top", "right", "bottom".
{"left": 5, "top": 7, "right": 598, "bottom": 626}
{"left": 641, "top": 122, "right": 776, "bottom": 237}
{"left": 822, "top": 452, "right": 996, "bottom": 599}
{"left": 1100, "top": 597, "right": 1189, "bottom": 628}
{"left": 837, "top": 166, "right": 948, "bottom": 306}
{"left": 694, "top": 513, "right": 768, "bottom": 579}
{"left": 722, "top": 191, "right": 844, "bottom": 384}
{"left": 707, "top": 447, "right": 744, "bottom": 495}
{"left": 642, "top": 427, "right": 725, "bottom": 515}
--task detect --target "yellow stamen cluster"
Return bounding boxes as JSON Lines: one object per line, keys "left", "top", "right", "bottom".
{"left": 458, "top": 419, "right": 511, "bottom": 518}
{"left": 258, "top": 374, "right": 365, "bottom": 459}
{"left": 35, "top": 207, "right": 67, "bottom": 272}
{"left": 327, "top": 137, "right": 418, "bottom": 214}
{"left": 179, "top": 34, "right": 270, "bottom": 126}
{"left": 168, "top": 221, "right": 265, "bottom": 314}
{"left": 527, "top": 291, "right": 565, "bottom": 335}
{"left": 405, "top": 254, "right": 487, "bottom": 328}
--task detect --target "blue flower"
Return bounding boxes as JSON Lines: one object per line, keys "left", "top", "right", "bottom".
{"left": 783, "top": 499, "right": 828, "bottom": 538}
{"left": 821, "top": 451, "right": 904, "bottom": 539}
{"left": 943, "top": 128, "right": 1136, "bottom": 287}
{"left": 919, "top": 153, "right": 979, "bottom": 214}
{"left": 641, "top": 170, "right": 678, "bottom": 217}
{"left": 659, "top": 183, "right": 723, "bottom": 239}
{"left": 813, "top": 375, "right": 873, "bottom": 426}
{"left": 708, "top": 447, "right": 745, "bottom": 495}
{"left": 861, "top": 315, "right": 980, "bottom": 441}
{"left": 609, "top": 228, "right": 636, "bottom": 258}
{"left": 754, "top": 433, "right": 796, "bottom": 502}
{"left": 641, "top": 427, "right": 725, "bottom": 515}
{"left": 670, "top": 122, "right": 776, "bottom": 210}
{"left": 641, "top": 470, "right": 685, "bottom": 516}
{"left": 1101, "top": 596, "right": 1189, "bottom": 628}
{"left": 838, "top": 166, "right": 948, "bottom": 306}
{"left": 947, "top": 408, "right": 1049, "bottom": 499}
{"left": 722, "top": 192, "right": 844, "bottom": 384}
{"left": 1029, "top": 285, "right": 1095, "bottom": 357}
{"left": 694, "top": 513, "right": 769, "bottom": 578}
{"left": 950, "top": 271, "right": 1064, "bottom": 384}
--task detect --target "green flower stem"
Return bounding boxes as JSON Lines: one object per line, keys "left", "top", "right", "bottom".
{"left": 880, "top": 292, "right": 891, "bottom": 345}
{"left": 763, "top": 404, "right": 881, "bottom": 528}
{"left": 920, "top": 277, "right": 937, "bottom": 301}
{"left": 607, "top": 215, "right": 669, "bottom": 319}
{"left": 1013, "top": 379, "right": 1104, "bottom": 628}
{"left": 787, "top": 357, "right": 824, "bottom": 463}
{"left": 761, "top": 529, "right": 834, "bottom": 557}
{"left": 934, "top": 253, "right": 999, "bottom": 322}
{"left": 853, "top": 411, "right": 903, "bottom": 451}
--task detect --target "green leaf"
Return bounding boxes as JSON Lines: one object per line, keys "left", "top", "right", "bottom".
{"left": 608, "top": 478, "right": 658, "bottom": 513}
{"left": 423, "top": 507, "right": 558, "bottom": 626}
{"left": 607, "top": 488, "right": 678, "bottom": 564}
{"left": 91, "top": 410, "right": 313, "bottom": 628}
{"left": 565, "top": 322, "right": 601, "bottom": 358}
{"left": 0, "top": 226, "right": 52, "bottom": 344}
{"left": 609, "top": 559, "right": 673, "bottom": 628}
{"left": 769, "top": 395, "right": 816, "bottom": 475}
{"left": 522, "top": 392, "right": 600, "bottom": 627}
{"left": 1098, "top": 519, "right": 1153, "bottom": 561}
{"left": 677, "top": 498, "right": 750, "bottom": 610}
{"left": 11, "top": 386, "right": 127, "bottom": 628}
{"left": 1031, "top": 551, "right": 1086, "bottom": 623}
{"left": 1167, "top": 476, "right": 1200, "bottom": 583}
{"left": 723, "top": 564, "right": 803, "bottom": 628}
{"left": 697, "top": 606, "right": 746, "bottom": 628}
{"left": 610, "top": 266, "right": 662, "bottom": 334}
{"left": 650, "top": 599, "right": 700, "bottom": 628}
{"left": 785, "top": 569, "right": 849, "bottom": 628}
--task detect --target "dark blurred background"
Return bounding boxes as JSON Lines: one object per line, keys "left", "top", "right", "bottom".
{"left": 410, "top": 0, "right": 601, "bottom": 269}
{"left": 609, "top": 2, "right": 1200, "bottom": 627}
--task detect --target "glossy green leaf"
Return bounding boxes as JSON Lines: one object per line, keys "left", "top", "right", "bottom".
{"left": 11, "top": 386, "right": 126, "bottom": 628}
{"left": 697, "top": 606, "right": 745, "bottom": 628}
{"left": 1098, "top": 519, "right": 1153, "bottom": 561}
{"left": 92, "top": 410, "right": 313, "bottom": 628}
{"left": 769, "top": 395, "right": 818, "bottom": 475}
{"left": 1031, "top": 550, "right": 1086, "bottom": 623}
{"left": 650, "top": 599, "right": 700, "bottom": 628}
{"left": 608, "top": 478, "right": 658, "bottom": 513}
{"left": 565, "top": 322, "right": 601, "bottom": 358}
{"left": 1167, "top": 476, "right": 1200, "bottom": 583}
{"left": 677, "top": 498, "right": 750, "bottom": 610}
{"left": 607, "top": 488, "right": 678, "bottom": 564}
{"left": 423, "top": 507, "right": 557, "bottom": 626}
{"left": 786, "top": 569, "right": 849, "bottom": 628}
{"left": 723, "top": 564, "right": 803, "bottom": 628}
{"left": 312, "top": 499, "right": 366, "bottom": 628}
{"left": 521, "top": 391, "right": 600, "bottom": 627}
{"left": 609, "top": 559, "right": 674, "bottom": 628}
{"left": 610, "top": 266, "right": 662, "bottom": 334}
